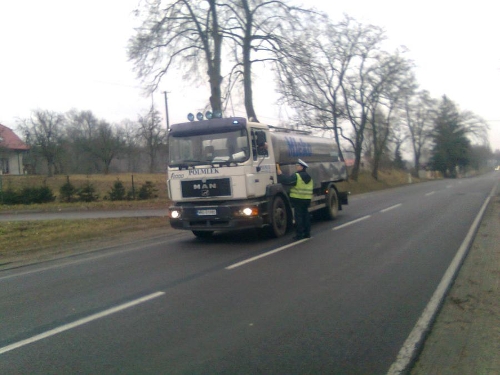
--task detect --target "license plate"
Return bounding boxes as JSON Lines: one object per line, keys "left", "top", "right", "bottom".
{"left": 197, "top": 209, "right": 216, "bottom": 216}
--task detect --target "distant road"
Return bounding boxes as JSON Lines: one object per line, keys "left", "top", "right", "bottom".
{"left": 0, "top": 208, "right": 167, "bottom": 221}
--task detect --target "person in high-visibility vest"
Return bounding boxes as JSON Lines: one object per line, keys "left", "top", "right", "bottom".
{"left": 277, "top": 159, "right": 313, "bottom": 241}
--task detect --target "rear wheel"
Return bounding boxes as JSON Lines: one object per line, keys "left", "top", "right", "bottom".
{"left": 322, "top": 187, "right": 339, "bottom": 220}
{"left": 269, "top": 195, "right": 288, "bottom": 238}
{"left": 192, "top": 230, "right": 214, "bottom": 238}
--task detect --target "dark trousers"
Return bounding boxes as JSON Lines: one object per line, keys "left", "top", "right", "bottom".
{"left": 291, "top": 198, "right": 311, "bottom": 238}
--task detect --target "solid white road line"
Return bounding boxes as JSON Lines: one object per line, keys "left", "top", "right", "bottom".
{"left": 387, "top": 180, "right": 499, "bottom": 374}
{"left": 0, "top": 291, "right": 165, "bottom": 356}
{"left": 425, "top": 191, "right": 435, "bottom": 196}
{"left": 332, "top": 215, "right": 371, "bottom": 231}
{"left": 226, "top": 238, "right": 310, "bottom": 270}
{"left": 380, "top": 203, "right": 402, "bottom": 213}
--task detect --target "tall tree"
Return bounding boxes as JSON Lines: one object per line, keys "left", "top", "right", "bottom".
{"left": 366, "top": 50, "right": 415, "bottom": 179}
{"left": 276, "top": 15, "right": 361, "bottom": 161}
{"left": 129, "top": 0, "right": 309, "bottom": 120}
{"left": 221, "top": 0, "right": 306, "bottom": 121}
{"left": 17, "top": 110, "right": 66, "bottom": 176}
{"left": 129, "top": 0, "right": 224, "bottom": 113}
{"left": 340, "top": 22, "right": 387, "bottom": 181}
{"left": 66, "top": 109, "right": 102, "bottom": 173}
{"left": 404, "top": 90, "right": 437, "bottom": 176}
{"left": 137, "top": 105, "right": 167, "bottom": 173}
{"left": 91, "top": 121, "right": 125, "bottom": 174}
{"left": 119, "top": 119, "right": 142, "bottom": 172}
{"left": 430, "top": 96, "right": 472, "bottom": 177}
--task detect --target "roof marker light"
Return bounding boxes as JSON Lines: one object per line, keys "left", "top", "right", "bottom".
{"left": 187, "top": 113, "right": 195, "bottom": 122}
{"left": 196, "top": 112, "right": 204, "bottom": 121}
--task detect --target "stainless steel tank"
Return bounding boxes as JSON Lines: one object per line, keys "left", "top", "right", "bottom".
{"left": 270, "top": 132, "right": 347, "bottom": 187}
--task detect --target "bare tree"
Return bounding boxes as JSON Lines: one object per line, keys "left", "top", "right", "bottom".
{"left": 390, "top": 115, "right": 409, "bottom": 170}
{"left": 119, "top": 119, "right": 142, "bottom": 172}
{"left": 365, "top": 50, "right": 415, "bottom": 179}
{"left": 340, "top": 22, "right": 386, "bottom": 181}
{"left": 129, "top": 0, "right": 224, "bottom": 113}
{"left": 91, "top": 121, "right": 125, "bottom": 174}
{"left": 137, "top": 105, "right": 167, "bottom": 173}
{"left": 221, "top": 0, "right": 308, "bottom": 121}
{"left": 404, "top": 90, "right": 437, "bottom": 175}
{"left": 129, "top": 0, "right": 310, "bottom": 120}
{"left": 276, "top": 15, "right": 362, "bottom": 161}
{"left": 66, "top": 109, "right": 102, "bottom": 173}
{"left": 17, "top": 110, "right": 66, "bottom": 176}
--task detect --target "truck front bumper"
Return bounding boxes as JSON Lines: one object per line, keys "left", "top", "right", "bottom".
{"left": 168, "top": 201, "right": 267, "bottom": 232}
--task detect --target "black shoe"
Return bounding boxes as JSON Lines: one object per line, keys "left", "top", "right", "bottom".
{"left": 292, "top": 236, "right": 303, "bottom": 241}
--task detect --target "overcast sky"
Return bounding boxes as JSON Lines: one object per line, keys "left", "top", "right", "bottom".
{"left": 1, "top": 0, "right": 499, "bottom": 152}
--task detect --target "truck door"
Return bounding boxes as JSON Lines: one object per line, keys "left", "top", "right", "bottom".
{"left": 251, "top": 128, "right": 275, "bottom": 196}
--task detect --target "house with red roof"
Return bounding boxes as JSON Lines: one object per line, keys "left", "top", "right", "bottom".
{"left": 0, "top": 123, "right": 30, "bottom": 175}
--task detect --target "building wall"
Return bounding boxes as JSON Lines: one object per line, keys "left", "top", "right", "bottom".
{"left": 0, "top": 150, "right": 25, "bottom": 175}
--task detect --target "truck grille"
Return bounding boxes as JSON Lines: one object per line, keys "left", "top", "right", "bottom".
{"left": 181, "top": 178, "right": 231, "bottom": 198}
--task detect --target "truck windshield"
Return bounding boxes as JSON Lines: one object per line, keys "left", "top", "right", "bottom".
{"left": 168, "top": 129, "right": 250, "bottom": 167}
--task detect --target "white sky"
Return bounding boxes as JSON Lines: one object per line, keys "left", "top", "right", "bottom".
{"left": 1, "top": 0, "right": 499, "bottom": 152}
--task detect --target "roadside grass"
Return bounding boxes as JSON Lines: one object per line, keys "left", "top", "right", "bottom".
{"left": 0, "top": 217, "right": 168, "bottom": 265}
{"left": 0, "top": 169, "right": 429, "bottom": 265}
{"left": 336, "top": 169, "right": 419, "bottom": 195}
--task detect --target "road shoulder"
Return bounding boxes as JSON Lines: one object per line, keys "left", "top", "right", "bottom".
{"left": 410, "top": 189, "right": 500, "bottom": 374}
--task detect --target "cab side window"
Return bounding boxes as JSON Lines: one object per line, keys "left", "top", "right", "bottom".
{"left": 251, "top": 129, "right": 268, "bottom": 160}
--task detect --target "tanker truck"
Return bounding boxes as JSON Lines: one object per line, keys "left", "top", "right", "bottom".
{"left": 166, "top": 115, "right": 348, "bottom": 238}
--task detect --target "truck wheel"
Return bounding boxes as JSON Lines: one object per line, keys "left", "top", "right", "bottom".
{"left": 269, "top": 195, "right": 288, "bottom": 238}
{"left": 323, "top": 187, "right": 339, "bottom": 220}
{"left": 192, "top": 230, "right": 214, "bottom": 238}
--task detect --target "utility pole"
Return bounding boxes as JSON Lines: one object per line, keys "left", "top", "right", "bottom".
{"left": 163, "top": 91, "right": 170, "bottom": 130}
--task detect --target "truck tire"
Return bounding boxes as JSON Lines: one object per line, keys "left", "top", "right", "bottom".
{"left": 323, "top": 187, "right": 339, "bottom": 220}
{"left": 192, "top": 230, "right": 214, "bottom": 238}
{"left": 269, "top": 195, "right": 288, "bottom": 238}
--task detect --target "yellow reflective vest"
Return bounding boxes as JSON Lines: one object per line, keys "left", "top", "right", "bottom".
{"left": 290, "top": 173, "right": 313, "bottom": 200}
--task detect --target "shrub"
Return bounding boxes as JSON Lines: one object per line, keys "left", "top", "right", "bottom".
{"left": 0, "top": 188, "right": 22, "bottom": 205}
{"left": 77, "top": 182, "right": 99, "bottom": 202}
{"left": 137, "top": 181, "right": 158, "bottom": 200}
{"left": 0, "top": 186, "right": 55, "bottom": 205}
{"left": 22, "top": 186, "right": 56, "bottom": 204}
{"left": 59, "top": 176, "right": 77, "bottom": 203}
{"left": 108, "top": 179, "right": 127, "bottom": 201}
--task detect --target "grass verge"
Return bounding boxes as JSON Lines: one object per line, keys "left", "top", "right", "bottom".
{"left": 0, "top": 217, "right": 169, "bottom": 266}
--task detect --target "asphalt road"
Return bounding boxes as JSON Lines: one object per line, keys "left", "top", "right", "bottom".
{"left": 0, "top": 174, "right": 497, "bottom": 374}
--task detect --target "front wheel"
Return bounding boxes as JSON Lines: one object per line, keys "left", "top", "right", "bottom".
{"left": 192, "top": 230, "right": 214, "bottom": 238}
{"left": 269, "top": 195, "right": 289, "bottom": 238}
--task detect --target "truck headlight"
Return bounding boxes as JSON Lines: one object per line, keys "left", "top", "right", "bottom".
{"left": 170, "top": 209, "right": 181, "bottom": 219}
{"left": 235, "top": 206, "right": 259, "bottom": 217}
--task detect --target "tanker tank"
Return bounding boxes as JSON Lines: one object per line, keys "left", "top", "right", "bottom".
{"left": 269, "top": 131, "right": 347, "bottom": 189}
